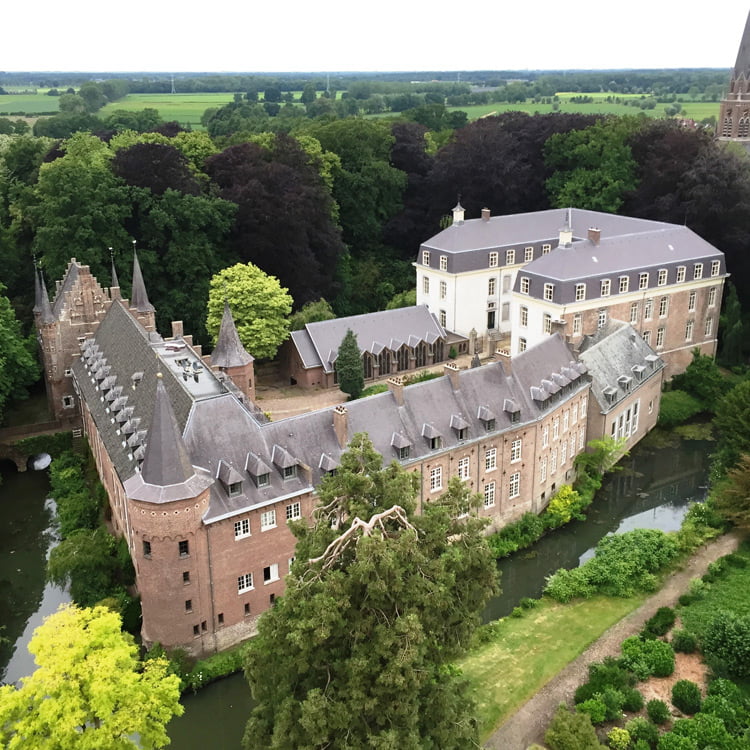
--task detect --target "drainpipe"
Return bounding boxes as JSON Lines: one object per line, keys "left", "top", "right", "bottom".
{"left": 206, "top": 523, "right": 218, "bottom": 655}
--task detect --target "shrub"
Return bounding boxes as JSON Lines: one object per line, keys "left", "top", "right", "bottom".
{"left": 487, "top": 512, "right": 547, "bottom": 558}
{"left": 658, "top": 390, "right": 703, "bottom": 428}
{"left": 643, "top": 607, "right": 676, "bottom": 639}
{"left": 510, "top": 606, "right": 525, "bottom": 618}
{"left": 578, "top": 698, "right": 608, "bottom": 724}
{"left": 622, "top": 687, "right": 645, "bottom": 712}
{"left": 678, "top": 594, "right": 695, "bottom": 607}
{"left": 625, "top": 717, "right": 659, "bottom": 747}
{"left": 544, "top": 485, "right": 586, "bottom": 528}
{"left": 647, "top": 698, "right": 670, "bottom": 724}
{"left": 671, "top": 629, "right": 698, "bottom": 654}
{"left": 671, "top": 713, "right": 735, "bottom": 748}
{"left": 672, "top": 680, "right": 702, "bottom": 715}
{"left": 621, "top": 636, "right": 675, "bottom": 680}
{"left": 700, "top": 695, "right": 743, "bottom": 735}
{"left": 545, "top": 705, "right": 604, "bottom": 750}
{"left": 519, "top": 597, "right": 538, "bottom": 610}
{"left": 607, "top": 727, "right": 631, "bottom": 750}
{"left": 599, "top": 686, "right": 627, "bottom": 721}
{"left": 656, "top": 733, "right": 698, "bottom": 750}
{"left": 702, "top": 610, "right": 750, "bottom": 678}
{"left": 724, "top": 552, "right": 748, "bottom": 568}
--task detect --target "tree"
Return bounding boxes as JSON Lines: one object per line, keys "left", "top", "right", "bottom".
{"left": 719, "top": 283, "right": 744, "bottom": 367}
{"left": 0, "top": 283, "right": 40, "bottom": 422}
{"left": 712, "top": 455, "right": 750, "bottom": 532}
{"left": 289, "top": 298, "right": 335, "bottom": 331}
{"left": 206, "top": 263, "right": 292, "bottom": 360}
{"left": 112, "top": 142, "right": 201, "bottom": 196}
{"left": 335, "top": 328, "right": 364, "bottom": 400}
{"left": 713, "top": 380, "right": 750, "bottom": 474}
{"left": 545, "top": 705, "right": 604, "bottom": 750}
{"left": 300, "top": 83, "right": 317, "bottom": 105}
{"left": 243, "top": 435, "right": 497, "bottom": 749}
{"left": 0, "top": 604, "right": 182, "bottom": 749}
{"left": 670, "top": 349, "right": 727, "bottom": 414}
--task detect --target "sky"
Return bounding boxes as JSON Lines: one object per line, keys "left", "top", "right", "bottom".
{"left": 4, "top": 1, "right": 750, "bottom": 73}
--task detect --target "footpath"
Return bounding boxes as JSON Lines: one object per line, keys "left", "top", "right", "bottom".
{"left": 484, "top": 531, "right": 742, "bottom": 750}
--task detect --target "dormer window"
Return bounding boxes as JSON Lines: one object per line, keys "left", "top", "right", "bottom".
{"left": 603, "top": 386, "right": 618, "bottom": 404}
{"left": 257, "top": 473, "right": 270, "bottom": 488}
{"left": 631, "top": 364, "right": 646, "bottom": 381}
{"left": 450, "top": 414, "right": 469, "bottom": 441}
{"left": 391, "top": 432, "right": 411, "bottom": 460}
{"left": 283, "top": 465, "right": 297, "bottom": 480}
{"left": 422, "top": 251, "right": 430, "bottom": 265}
{"left": 486, "top": 418, "right": 496, "bottom": 431}
{"left": 477, "top": 405, "right": 496, "bottom": 432}
{"left": 228, "top": 481, "right": 242, "bottom": 497}
{"left": 399, "top": 445, "right": 410, "bottom": 460}
{"left": 439, "top": 255, "right": 447, "bottom": 271}
{"left": 617, "top": 375, "right": 632, "bottom": 392}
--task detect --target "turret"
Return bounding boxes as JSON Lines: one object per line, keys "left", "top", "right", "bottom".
{"left": 210, "top": 301, "right": 255, "bottom": 403}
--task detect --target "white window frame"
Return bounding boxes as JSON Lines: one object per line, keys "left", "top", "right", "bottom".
{"left": 708, "top": 287, "right": 717, "bottom": 307}
{"left": 520, "top": 306, "right": 528, "bottom": 327}
{"left": 439, "top": 280, "right": 447, "bottom": 299}
{"left": 630, "top": 302, "right": 639, "bottom": 324}
{"left": 694, "top": 263, "right": 703, "bottom": 280}
{"left": 540, "top": 457, "right": 547, "bottom": 483}
{"left": 656, "top": 327, "right": 665, "bottom": 348}
{"left": 550, "top": 449, "right": 557, "bottom": 474}
{"left": 422, "top": 251, "right": 430, "bottom": 265}
{"left": 234, "top": 518, "right": 251, "bottom": 539}
{"left": 659, "top": 297, "right": 669, "bottom": 317}
{"left": 705, "top": 317, "right": 713, "bottom": 336}
{"left": 489, "top": 251, "right": 498, "bottom": 268}
{"left": 644, "top": 298, "right": 653, "bottom": 320}
{"left": 439, "top": 309, "right": 446, "bottom": 328}
{"left": 520, "top": 277, "right": 530, "bottom": 295}
{"left": 572, "top": 404, "right": 578, "bottom": 424}
{"left": 658, "top": 269, "right": 667, "bottom": 286}
{"left": 600, "top": 279, "right": 611, "bottom": 297}
{"left": 506, "top": 248, "right": 515, "bottom": 265}
{"left": 238, "top": 573, "right": 253, "bottom": 593}
{"left": 573, "top": 313, "right": 582, "bottom": 334}
{"left": 619, "top": 276, "right": 629, "bottom": 293}
{"left": 457, "top": 456, "right": 470, "bottom": 481}
{"left": 563, "top": 410, "right": 569, "bottom": 432}
{"left": 543, "top": 313, "right": 552, "bottom": 334}
{"left": 524, "top": 246, "right": 534, "bottom": 262}
{"left": 561, "top": 441, "right": 567, "bottom": 466}
{"left": 542, "top": 425, "right": 549, "bottom": 448}
{"left": 688, "top": 290, "right": 696, "bottom": 312}
{"left": 542, "top": 243, "right": 551, "bottom": 254}
{"left": 711, "top": 260, "right": 720, "bottom": 277}
{"left": 260, "top": 509, "right": 277, "bottom": 531}
{"left": 488, "top": 277, "right": 496, "bottom": 296}
{"left": 639, "top": 272, "right": 649, "bottom": 290}
{"left": 439, "top": 255, "right": 447, "bottom": 271}
{"left": 485, "top": 447, "right": 497, "bottom": 471}
{"left": 544, "top": 283, "right": 554, "bottom": 301}
{"left": 575, "top": 283, "right": 585, "bottom": 301}
{"left": 676, "top": 266, "right": 686, "bottom": 283}
{"left": 510, "top": 439, "right": 522, "bottom": 463}
{"left": 598, "top": 309, "right": 607, "bottom": 329}
{"left": 263, "top": 563, "right": 280, "bottom": 584}
{"left": 286, "top": 502, "right": 301, "bottom": 521}
{"left": 484, "top": 481, "right": 496, "bottom": 508}
{"left": 553, "top": 417, "right": 560, "bottom": 440}
{"left": 508, "top": 472, "right": 520, "bottom": 499}
{"left": 518, "top": 337, "right": 527, "bottom": 352}
{"left": 422, "top": 276, "right": 429, "bottom": 294}
{"left": 430, "top": 466, "right": 442, "bottom": 492}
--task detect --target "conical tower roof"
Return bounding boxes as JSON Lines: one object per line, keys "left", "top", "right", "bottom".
{"left": 33, "top": 265, "right": 42, "bottom": 313}
{"left": 212, "top": 301, "right": 254, "bottom": 368}
{"left": 130, "top": 250, "right": 154, "bottom": 313}
{"left": 39, "top": 270, "right": 55, "bottom": 325}
{"left": 735, "top": 10, "right": 750, "bottom": 77}
{"left": 111, "top": 259, "right": 120, "bottom": 289}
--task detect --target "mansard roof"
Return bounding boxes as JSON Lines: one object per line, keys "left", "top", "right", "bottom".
{"left": 211, "top": 302, "right": 254, "bottom": 368}
{"left": 290, "top": 305, "right": 446, "bottom": 372}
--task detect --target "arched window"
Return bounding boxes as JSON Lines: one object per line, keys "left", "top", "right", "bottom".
{"left": 377, "top": 349, "right": 391, "bottom": 375}
{"left": 739, "top": 117, "right": 750, "bottom": 137}
{"left": 723, "top": 117, "right": 733, "bottom": 137}
{"left": 396, "top": 345, "right": 410, "bottom": 371}
{"left": 433, "top": 340, "right": 445, "bottom": 362}
{"left": 362, "top": 353, "right": 373, "bottom": 380}
{"left": 415, "top": 342, "right": 427, "bottom": 368}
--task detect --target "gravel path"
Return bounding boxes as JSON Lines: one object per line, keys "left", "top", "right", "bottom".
{"left": 483, "top": 531, "right": 742, "bottom": 750}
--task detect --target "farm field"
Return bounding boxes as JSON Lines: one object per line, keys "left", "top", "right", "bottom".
{"left": 99, "top": 93, "right": 239, "bottom": 128}
{"left": 0, "top": 94, "right": 59, "bottom": 115}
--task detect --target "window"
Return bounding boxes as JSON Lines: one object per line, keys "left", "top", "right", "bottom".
{"left": 524, "top": 246, "right": 534, "bottom": 262}
{"left": 542, "top": 243, "right": 551, "bottom": 254}
{"left": 656, "top": 327, "right": 665, "bottom": 348}
{"left": 572, "top": 404, "right": 578, "bottom": 424}
{"left": 488, "top": 277, "right": 496, "bottom": 296}
{"left": 260, "top": 509, "right": 276, "bottom": 530}
{"left": 711, "top": 260, "right": 721, "bottom": 277}
{"left": 520, "top": 277, "right": 530, "bottom": 294}
{"left": 639, "top": 272, "right": 649, "bottom": 290}
{"left": 630, "top": 302, "right": 639, "bottom": 324}
{"left": 485, "top": 448, "right": 497, "bottom": 471}
{"left": 543, "top": 313, "right": 552, "bottom": 333}
{"left": 551, "top": 449, "right": 557, "bottom": 474}
{"left": 658, "top": 269, "right": 667, "bottom": 286}
{"left": 283, "top": 465, "right": 297, "bottom": 481}
{"left": 540, "top": 458, "right": 547, "bottom": 483}
{"left": 508, "top": 472, "right": 520, "bottom": 499}
{"left": 705, "top": 317, "right": 713, "bottom": 336}
{"left": 708, "top": 287, "right": 717, "bottom": 307}
{"left": 510, "top": 439, "right": 522, "bottom": 463}
{"left": 244, "top": 603, "right": 251, "bottom": 615}
{"left": 457, "top": 426, "right": 468, "bottom": 441}
{"left": 581, "top": 396, "right": 587, "bottom": 413}
{"left": 694, "top": 263, "right": 703, "bottom": 280}
{"left": 422, "top": 251, "right": 430, "bottom": 265}
{"left": 563, "top": 410, "right": 569, "bottom": 432}
{"left": 234, "top": 518, "right": 250, "bottom": 539}
{"left": 179, "top": 540, "right": 189, "bottom": 557}
{"left": 542, "top": 425, "right": 549, "bottom": 448}
{"left": 193, "top": 625, "right": 200, "bottom": 636}
{"left": 573, "top": 313, "right": 582, "bottom": 334}
{"left": 643, "top": 330, "right": 651, "bottom": 345}
{"left": 457, "top": 457, "right": 470, "bottom": 480}
{"left": 398, "top": 445, "right": 410, "bottom": 460}
{"left": 256, "top": 472, "right": 270, "bottom": 488}
{"left": 183, "top": 571, "right": 190, "bottom": 584}
{"left": 676, "top": 265, "right": 686, "bottom": 283}
{"left": 600, "top": 279, "right": 611, "bottom": 297}
{"left": 579, "top": 428, "right": 585, "bottom": 450}
{"left": 430, "top": 466, "right": 442, "bottom": 492}
{"left": 485, "top": 418, "right": 496, "bottom": 432}
{"left": 575, "top": 283, "right": 586, "bottom": 301}
{"left": 489, "top": 251, "right": 498, "bottom": 268}
{"left": 62, "top": 395, "right": 75, "bottom": 409}
{"left": 518, "top": 337, "right": 527, "bottom": 352}
{"left": 632, "top": 400, "right": 640, "bottom": 434}
{"left": 561, "top": 441, "right": 567, "bottom": 466}
{"left": 484, "top": 482, "right": 496, "bottom": 508}
{"left": 218, "top": 613, "right": 224, "bottom": 625}
{"left": 439, "top": 309, "right": 446, "bottom": 328}
{"left": 422, "top": 276, "right": 430, "bottom": 294}
{"left": 286, "top": 502, "right": 301, "bottom": 521}
{"left": 553, "top": 417, "right": 560, "bottom": 440}
{"left": 238, "top": 573, "right": 253, "bottom": 593}
{"left": 688, "top": 291, "right": 696, "bottom": 312}
{"left": 619, "top": 276, "right": 629, "bottom": 293}
{"left": 64, "top": 368, "right": 72, "bottom": 377}
{"left": 439, "top": 255, "right": 447, "bottom": 271}
{"left": 598, "top": 309, "right": 607, "bottom": 329}
{"left": 644, "top": 298, "right": 653, "bottom": 320}
{"left": 520, "top": 306, "right": 528, "bottom": 327}
{"left": 429, "top": 436, "right": 442, "bottom": 450}
{"left": 263, "top": 564, "right": 279, "bottom": 584}
{"left": 544, "top": 283, "right": 554, "bottom": 301}
{"left": 439, "top": 281, "right": 447, "bottom": 299}
{"left": 659, "top": 297, "right": 668, "bottom": 317}
{"left": 506, "top": 248, "right": 515, "bottom": 265}
{"left": 142, "top": 540, "right": 151, "bottom": 558}
{"left": 185, "top": 599, "right": 192, "bottom": 612}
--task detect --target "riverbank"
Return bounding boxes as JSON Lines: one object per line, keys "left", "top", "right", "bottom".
{"left": 482, "top": 530, "right": 742, "bottom": 750}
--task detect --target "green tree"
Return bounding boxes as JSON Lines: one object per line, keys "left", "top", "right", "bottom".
{"left": 385, "top": 288, "right": 417, "bottom": 309}
{"left": 713, "top": 379, "right": 750, "bottom": 474}
{"left": 335, "top": 328, "right": 364, "bottom": 400}
{"left": 670, "top": 349, "right": 727, "bottom": 413}
{"left": 289, "top": 298, "right": 335, "bottom": 331}
{"left": 58, "top": 93, "right": 87, "bottom": 114}
{"left": 300, "top": 83, "right": 317, "bottom": 105}
{"left": 206, "top": 262, "right": 292, "bottom": 360}
{"left": 712, "top": 455, "right": 750, "bottom": 531}
{"left": 0, "top": 283, "right": 40, "bottom": 422}
{"left": 0, "top": 604, "right": 182, "bottom": 749}
{"left": 545, "top": 705, "right": 604, "bottom": 750}
{"left": 243, "top": 435, "right": 497, "bottom": 749}
{"left": 719, "top": 282, "right": 744, "bottom": 367}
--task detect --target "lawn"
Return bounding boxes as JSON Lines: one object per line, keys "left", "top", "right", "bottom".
{"left": 459, "top": 594, "right": 646, "bottom": 740}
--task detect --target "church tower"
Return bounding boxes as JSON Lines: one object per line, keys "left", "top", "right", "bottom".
{"left": 718, "top": 10, "right": 750, "bottom": 143}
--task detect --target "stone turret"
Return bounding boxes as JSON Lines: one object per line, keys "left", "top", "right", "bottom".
{"left": 129, "top": 250, "right": 156, "bottom": 331}
{"left": 210, "top": 301, "right": 255, "bottom": 403}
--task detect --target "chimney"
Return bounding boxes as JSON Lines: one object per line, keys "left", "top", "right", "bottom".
{"left": 387, "top": 376, "right": 405, "bottom": 406}
{"left": 333, "top": 404, "right": 348, "bottom": 448}
{"left": 444, "top": 362, "right": 461, "bottom": 390}
{"left": 588, "top": 227, "right": 601, "bottom": 245}
{"left": 171, "top": 321, "right": 184, "bottom": 339}
{"left": 559, "top": 208, "right": 573, "bottom": 247}
{"left": 452, "top": 201, "right": 465, "bottom": 226}
{"left": 481, "top": 207, "right": 491, "bottom": 222}
{"left": 550, "top": 319, "right": 567, "bottom": 337}
{"left": 497, "top": 350, "right": 512, "bottom": 376}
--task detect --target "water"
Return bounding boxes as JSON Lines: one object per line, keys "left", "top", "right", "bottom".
{"left": 0, "top": 436, "right": 711, "bottom": 749}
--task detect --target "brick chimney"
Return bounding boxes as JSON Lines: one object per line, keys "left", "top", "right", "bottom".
{"left": 497, "top": 350, "right": 512, "bottom": 376}
{"left": 444, "top": 362, "right": 461, "bottom": 390}
{"left": 387, "top": 376, "right": 405, "bottom": 406}
{"left": 588, "top": 227, "right": 601, "bottom": 245}
{"left": 481, "top": 207, "right": 491, "bottom": 221}
{"left": 333, "top": 404, "right": 348, "bottom": 448}
{"left": 171, "top": 321, "right": 184, "bottom": 339}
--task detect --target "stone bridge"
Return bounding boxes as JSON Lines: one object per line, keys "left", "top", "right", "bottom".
{"left": 0, "top": 419, "right": 80, "bottom": 471}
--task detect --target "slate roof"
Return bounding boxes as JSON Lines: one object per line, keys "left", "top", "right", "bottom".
{"left": 577, "top": 320, "right": 664, "bottom": 413}
{"left": 51, "top": 260, "right": 81, "bottom": 318}
{"left": 211, "top": 302, "right": 254, "bottom": 367}
{"left": 131, "top": 251, "right": 154, "bottom": 313}
{"left": 734, "top": 10, "right": 750, "bottom": 76}
{"left": 290, "top": 305, "right": 446, "bottom": 372}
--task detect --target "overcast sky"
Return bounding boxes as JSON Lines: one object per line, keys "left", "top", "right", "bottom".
{"left": 5, "top": 1, "right": 750, "bottom": 73}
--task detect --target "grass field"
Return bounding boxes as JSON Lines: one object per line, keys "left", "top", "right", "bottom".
{"left": 0, "top": 94, "right": 59, "bottom": 115}
{"left": 459, "top": 594, "right": 646, "bottom": 740}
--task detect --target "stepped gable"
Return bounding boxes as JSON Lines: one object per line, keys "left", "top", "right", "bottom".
{"left": 211, "top": 301, "right": 254, "bottom": 368}
{"left": 71, "top": 300, "right": 193, "bottom": 484}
